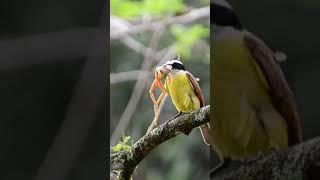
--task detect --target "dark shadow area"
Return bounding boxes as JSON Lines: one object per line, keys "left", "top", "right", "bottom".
{"left": 0, "top": 0, "right": 106, "bottom": 179}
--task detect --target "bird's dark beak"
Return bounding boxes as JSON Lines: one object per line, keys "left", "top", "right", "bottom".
{"left": 155, "top": 66, "right": 169, "bottom": 78}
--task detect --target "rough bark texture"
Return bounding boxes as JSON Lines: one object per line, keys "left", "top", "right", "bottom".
{"left": 212, "top": 137, "right": 320, "bottom": 180}
{"left": 110, "top": 105, "right": 210, "bottom": 180}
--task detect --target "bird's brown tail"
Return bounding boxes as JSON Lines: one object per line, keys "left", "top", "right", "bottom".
{"left": 199, "top": 123, "right": 211, "bottom": 146}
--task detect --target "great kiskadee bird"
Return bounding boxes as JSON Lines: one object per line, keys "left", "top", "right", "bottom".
{"left": 158, "top": 59, "right": 211, "bottom": 145}
{"left": 211, "top": 0, "right": 302, "bottom": 174}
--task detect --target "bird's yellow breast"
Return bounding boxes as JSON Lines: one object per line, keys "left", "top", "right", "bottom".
{"left": 212, "top": 34, "right": 288, "bottom": 160}
{"left": 165, "top": 72, "right": 200, "bottom": 112}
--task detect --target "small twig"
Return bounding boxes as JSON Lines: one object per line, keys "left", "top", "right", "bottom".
{"left": 110, "top": 70, "right": 151, "bottom": 84}
{"left": 155, "top": 43, "right": 176, "bottom": 61}
{"left": 156, "top": 44, "right": 177, "bottom": 66}
{"left": 119, "top": 36, "right": 148, "bottom": 56}
{"left": 110, "top": 15, "right": 132, "bottom": 38}
{"left": 111, "top": 6, "right": 210, "bottom": 39}
{"left": 110, "top": 105, "right": 210, "bottom": 180}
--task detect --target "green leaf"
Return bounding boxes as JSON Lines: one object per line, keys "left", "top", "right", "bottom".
{"left": 123, "top": 136, "right": 131, "bottom": 144}
{"left": 111, "top": 135, "right": 132, "bottom": 152}
{"left": 170, "top": 24, "right": 209, "bottom": 59}
{"left": 143, "top": 0, "right": 186, "bottom": 16}
{"left": 111, "top": 0, "right": 143, "bottom": 18}
{"left": 111, "top": 143, "right": 123, "bottom": 152}
{"left": 110, "top": 0, "right": 186, "bottom": 18}
{"left": 121, "top": 144, "right": 132, "bottom": 150}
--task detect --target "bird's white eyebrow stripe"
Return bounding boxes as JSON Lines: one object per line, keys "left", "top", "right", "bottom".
{"left": 164, "top": 60, "right": 183, "bottom": 65}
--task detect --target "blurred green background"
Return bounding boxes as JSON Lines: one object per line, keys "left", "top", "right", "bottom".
{"left": 110, "top": 0, "right": 210, "bottom": 179}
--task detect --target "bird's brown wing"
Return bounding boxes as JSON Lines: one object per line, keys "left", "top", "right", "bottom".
{"left": 186, "top": 72, "right": 205, "bottom": 107}
{"left": 243, "top": 31, "right": 302, "bottom": 145}
{"left": 186, "top": 71, "right": 210, "bottom": 145}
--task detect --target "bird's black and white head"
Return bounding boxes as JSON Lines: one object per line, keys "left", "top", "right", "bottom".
{"left": 211, "top": 0, "right": 243, "bottom": 34}
{"left": 160, "top": 59, "right": 186, "bottom": 74}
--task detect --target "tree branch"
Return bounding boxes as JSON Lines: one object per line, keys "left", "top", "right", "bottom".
{"left": 211, "top": 137, "right": 320, "bottom": 180}
{"left": 110, "top": 105, "right": 210, "bottom": 180}
{"left": 110, "top": 70, "right": 151, "bottom": 84}
{"left": 110, "top": 6, "right": 210, "bottom": 39}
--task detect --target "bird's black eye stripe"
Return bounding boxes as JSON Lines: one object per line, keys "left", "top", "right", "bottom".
{"left": 211, "top": 3, "right": 243, "bottom": 30}
{"left": 171, "top": 62, "right": 186, "bottom": 71}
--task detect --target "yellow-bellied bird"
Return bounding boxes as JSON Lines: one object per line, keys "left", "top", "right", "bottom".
{"left": 211, "top": 0, "right": 302, "bottom": 174}
{"left": 159, "top": 60, "right": 211, "bottom": 145}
